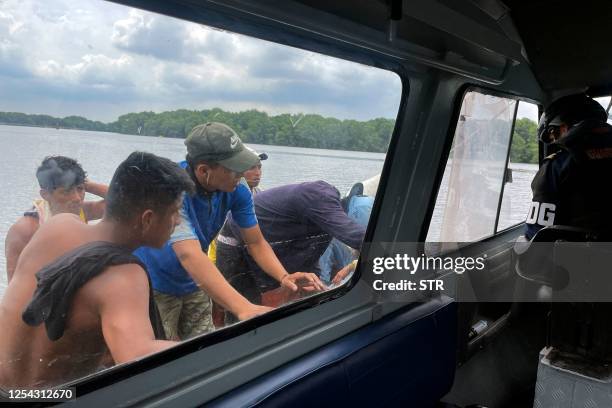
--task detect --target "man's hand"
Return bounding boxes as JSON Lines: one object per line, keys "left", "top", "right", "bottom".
{"left": 331, "top": 260, "right": 357, "bottom": 285}
{"left": 241, "top": 226, "right": 327, "bottom": 293}
{"left": 280, "top": 272, "right": 327, "bottom": 292}
{"left": 236, "top": 303, "right": 274, "bottom": 320}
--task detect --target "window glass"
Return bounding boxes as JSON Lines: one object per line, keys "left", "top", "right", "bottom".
{"left": 594, "top": 96, "right": 611, "bottom": 124}
{"left": 496, "top": 101, "right": 539, "bottom": 231}
{"left": 427, "top": 91, "right": 516, "bottom": 242}
{"left": 0, "top": 0, "right": 401, "bottom": 389}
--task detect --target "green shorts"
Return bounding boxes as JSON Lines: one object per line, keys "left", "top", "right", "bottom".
{"left": 153, "top": 290, "right": 214, "bottom": 341}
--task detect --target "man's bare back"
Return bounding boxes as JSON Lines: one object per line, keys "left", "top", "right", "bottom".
{"left": 0, "top": 215, "right": 106, "bottom": 387}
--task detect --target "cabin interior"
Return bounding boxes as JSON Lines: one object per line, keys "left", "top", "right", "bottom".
{"left": 9, "top": 0, "right": 611, "bottom": 406}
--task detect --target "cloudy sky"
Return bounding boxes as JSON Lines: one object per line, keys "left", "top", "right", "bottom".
{"left": 0, "top": 0, "right": 402, "bottom": 122}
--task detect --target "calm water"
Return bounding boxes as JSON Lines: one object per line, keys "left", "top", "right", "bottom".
{"left": 0, "top": 124, "right": 537, "bottom": 298}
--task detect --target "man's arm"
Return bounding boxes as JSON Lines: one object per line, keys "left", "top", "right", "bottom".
{"left": 4, "top": 217, "right": 38, "bottom": 282}
{"left": 303, "top": 183, "right": 366, "bottom": 249}
{"left": 172, "top": 239, "right": 272, "bottom": 320}
{"left": 240, "top": 225, "right": 325, "bottom": 292}
{"left": 331, "top": 259, "right": 357, "bottom": 285}
{"left": 97, "top": 264, "right": 176, "bottom": 364}
{"left": 82, "top": 180, "right": 108, "bottom": 221}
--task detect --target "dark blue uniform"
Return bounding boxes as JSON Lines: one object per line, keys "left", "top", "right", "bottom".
{"left": 217, "top": 181, "right": 366, "bottom": 300}
{"left": 525, "top": 119, "right": 612, "bottom": 239}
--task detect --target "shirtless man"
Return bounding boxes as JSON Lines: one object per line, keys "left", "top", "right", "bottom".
{"left": 5, "top": 156, "right": 107, "bottom": 282}
{"left": 0, "top": 152, "right": 194, "bottom": 389}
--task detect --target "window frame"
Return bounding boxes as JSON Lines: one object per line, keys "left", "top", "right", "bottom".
{"left": 495, "top": 100, "right": 542, "bottom": 233}
{"left": 493, "top": 100, "right": 520, "bottom": 233}
{"left": 422, "top": 85, "right": 541, "bottom": 244}
{"left": 18, "top": 6, "right": 411, "bottom": 398}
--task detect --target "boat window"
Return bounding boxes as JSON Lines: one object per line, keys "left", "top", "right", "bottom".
{"left": 0, "top": 0, "right": 401, "bottom": 391}
{"left": 496, "top": 101, "right": 539, "bottom": 232}
{"left": 426, "top": 90, "right": 517, "bottom": 242}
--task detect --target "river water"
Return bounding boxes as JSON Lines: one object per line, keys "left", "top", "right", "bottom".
{"left": 0, "top": 124, "right": 537, "bottom": 298}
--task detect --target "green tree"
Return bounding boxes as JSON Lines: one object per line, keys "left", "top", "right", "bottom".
{"left": 510, "top": 118, "right": 538, "bottom": 163}
{"left": 0, "top": 107, "right": 399, "bottom": 153}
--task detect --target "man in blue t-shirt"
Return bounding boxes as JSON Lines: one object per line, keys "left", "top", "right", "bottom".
{"left": 135, "top": 123, "right": 324, "bottom": 340}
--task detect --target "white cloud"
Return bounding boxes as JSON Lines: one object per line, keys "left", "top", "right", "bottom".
{"left": 0, "top": 0, "right": 401, "bottom": 122}
{"left": 517, "top": 101, "right": 539, "bottom": 120}
{"left": 34, "top": 54, "right": 137, "bottom": 88}
{"left": 112, "top": 10, "right": 190, "bottom": 61}
{"left": 0, "top": 9, "right": 24, "bottom": 35}
{"left": 0, "top": 9, "right": 30, "bottom": 77}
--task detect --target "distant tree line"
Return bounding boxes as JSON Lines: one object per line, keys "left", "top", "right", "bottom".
{"left": 0, "top": 112, "right": 107, "bottom": 132}
{"left": 0, "top": 109, "right": 539, "bottom": 161}
{"left": 0, "top": 108, "right": 394, "bottom": 153}
{"left": 509, "top": 118, "right": 538, "bottom": 164}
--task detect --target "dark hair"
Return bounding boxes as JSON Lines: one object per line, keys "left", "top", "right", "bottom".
{"left": 36, "top": 156, "right": 87, "bottom": 191}
{"left": 185, "top": 154, "right": 219, "bottom": 169}
{"left": 185, "top": 155, "right": 219, "bottom": 192}
{"left": 105, "top": 152, "right": 195, "bottom": 222}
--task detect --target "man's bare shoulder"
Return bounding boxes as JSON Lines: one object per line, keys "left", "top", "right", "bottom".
{"left": 6, "top": 216, "right": 39, "bottom": 246}
{"left": 30, "top": 214, "right": 88, "bottom": 245}
{"left": 41, "top": 213, "right": 86, "bottom": 229}
{"left": 16, "top": 214, "right": 91, "bottom": 276}
{"left": 5, "top": 216, "right": 40, "bottom": 281}
{"left": 84, "top": 263, "right": 150, "bottom": 305}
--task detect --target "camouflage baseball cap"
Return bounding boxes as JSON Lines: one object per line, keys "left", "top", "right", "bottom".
{"left": 185, "top": 122, "right": 259, "bottom": 173}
